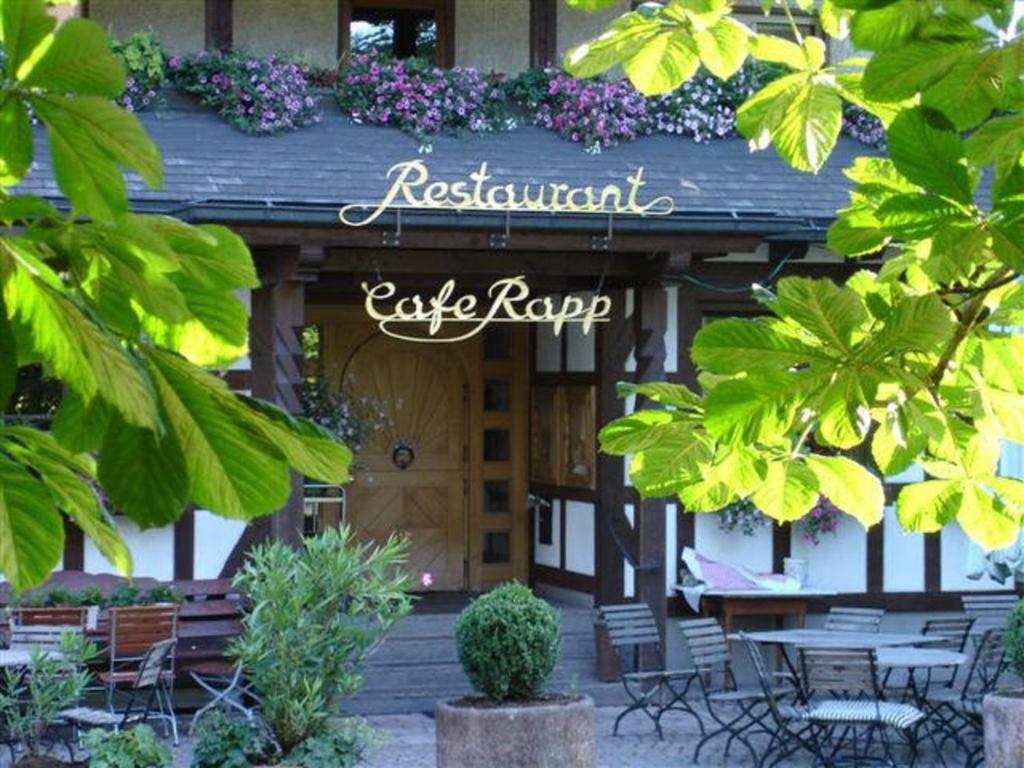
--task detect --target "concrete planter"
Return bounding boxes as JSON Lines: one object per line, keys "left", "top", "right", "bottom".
{"left": 436, "top": 695, "right": 596, "bottom": 768}
{"left": 984, "top": 691, "right": 1024, "bottom": 767}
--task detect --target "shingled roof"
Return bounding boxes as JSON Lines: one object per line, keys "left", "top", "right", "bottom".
{"left": 20, "top": 98, "right": 867, "bottom": 235}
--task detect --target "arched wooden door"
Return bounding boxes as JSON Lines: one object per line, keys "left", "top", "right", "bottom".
{"left": 322, "top": 319, "right": 471, "bottom": 590}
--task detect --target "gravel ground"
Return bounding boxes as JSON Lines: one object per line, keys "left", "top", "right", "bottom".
{"left": 1, "top": 706, "right": 970, "bottom": 767}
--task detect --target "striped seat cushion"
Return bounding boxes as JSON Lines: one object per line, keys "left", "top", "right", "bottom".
{"left": 782, "top": 700, "right": 924, "bottom": 730}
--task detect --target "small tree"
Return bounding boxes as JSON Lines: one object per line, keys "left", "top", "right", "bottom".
{"left": 1004, "top": 600, "right": 1024, "bottom": 680}
{"left": 228, "top": 527, "right": 413, "bottom": 753}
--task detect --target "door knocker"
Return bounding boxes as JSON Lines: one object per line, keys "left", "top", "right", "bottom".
{"left": 391, "top": 439, "right": 415, "bottom": 470}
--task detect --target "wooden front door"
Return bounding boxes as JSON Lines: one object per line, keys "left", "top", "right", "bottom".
{"left": 320, "top": 317, "right": 471, "bottom": 590}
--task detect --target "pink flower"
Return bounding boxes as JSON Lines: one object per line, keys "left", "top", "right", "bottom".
{"left": 420, "top": 572, "right": 433, "bottom": 588}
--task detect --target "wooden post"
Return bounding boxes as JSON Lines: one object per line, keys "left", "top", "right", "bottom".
{"left": 633, "top": 285, "right": 668, "bottom": 655}
{"left": 596, "top": 289, "right": 632, "bottom": 607}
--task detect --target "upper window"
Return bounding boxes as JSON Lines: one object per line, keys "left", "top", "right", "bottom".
{"left": 340, "top": 0, "right": 452, "bottom": 67}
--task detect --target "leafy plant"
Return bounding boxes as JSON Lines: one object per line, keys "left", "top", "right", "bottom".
{"left": 108, "top": 583, "right": 143, "bottom": 607}
{"left": 168, "top": 48, "right": 323, "bottom": 134}
{"left": 1004, "top": 599, "right": 1024, "bottom": 678}
{"left": 300, "top": 376, "right": 388, "bottom": 455}
{"left": 46, "top": 585, "right": 76, "bottom": 606}
{"left": 336, "top": 51, "right": 511, "bottom": 147}
{"left": 0, "top": 0, "right": 353, "bottom": 592}
{"left": 0, "top": 632, "right": 95, "bottom": 758}
{"left": 110, "top": 29, "right": 166, "bottom": 113}
{"left": 576, "top": 0, "right": 1024, "bottom": 551}
{"left": 284, "top": 722, "right": 374, "bottom": 768}
{"left": 78, "top": 585, "right": 105, "bottom": 606}
{"left": 191, "top": 710, "right": 271, "bottom": 768}
{"left": 228, "top": 527, "right": 413, "bottom": 753}
{"left": 85, "top": 724, "right": 171, "bottom": 768}
{"left": 800, "top": 497, "right": 844, "bottom": 546}
{"left": 454, "top": 582, "right": 559, "bottom": 701}
{"left": 145, "top": 584, "right": 183, "bottom": 605}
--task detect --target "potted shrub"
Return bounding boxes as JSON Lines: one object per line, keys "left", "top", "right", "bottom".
{"left": 984, "top": 598, "right": 1024, "bottom": 767}
{"left": 437, "top": 583, "right": 595, "bottom": 768}
{"left": 83, "top": 725, "right": 170, "bottom": 768}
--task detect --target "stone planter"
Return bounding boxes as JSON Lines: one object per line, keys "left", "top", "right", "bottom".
{"left": 436, "top": 695, "right": 595, "bottom": 768}
{"left": 984, "top": 691, "right": 1024, "bottom": 767}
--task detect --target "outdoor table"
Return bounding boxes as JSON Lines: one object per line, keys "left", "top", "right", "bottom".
{"left": 731, "top": 629, "right": 944, "bottom": 649}
{"left": 0, "top": 649, "right": 64, "bottom": 668}
{"left": 679, "top": 587, "right": 838, "bottom": 636}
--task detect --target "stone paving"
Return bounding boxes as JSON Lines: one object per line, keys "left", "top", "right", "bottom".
{"left": 1, "top": 706, "right": 968, "bottom": 767}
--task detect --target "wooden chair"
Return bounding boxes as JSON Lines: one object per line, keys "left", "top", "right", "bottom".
{"left": 679, "top": 617, "right": 795, "bottom": 765}
{"left": 823, "top": 607, "right": 885, "bottom": 633}
{"left": 962, "top": 594, "right": 1019, "bottom": 631}
{"left": 9, "top": 625, "right": 79, "bottom": 653}
{"left": 598, "top": 604, "right": 700, "bottom": 738}
{"left": 63, "top": 638, "right": 178, "bottom": 744}
{"left": 100, "top": 605, "right": 179, "bottom": 744}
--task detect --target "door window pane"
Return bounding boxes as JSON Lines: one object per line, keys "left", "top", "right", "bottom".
{"left": 483, "top": 532, "right": 511, "bottom": 564}
{"left": 484, "top": 429, "right": 510, "bottom": 462}
{"left": 484, "top": 481, "right": 510, "bottom": 514}
{"left": 484, "top": 379, "right": 511, "bottom": 412}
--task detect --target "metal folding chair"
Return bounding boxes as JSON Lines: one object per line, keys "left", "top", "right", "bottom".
{"left": 823, "top": 607, "right": 885, "bottom": 633}
{"left": 189, "top": 662, "right": 259, "bottom": 730}
{"left": 62, "top": 638, "right": 178, "bottom": 745}
{"left": 599, "top": 604, "right": 700, "bottom": 738}
{"left": 679, "top": 617, "right": 795, "bottom": 764}
{"left": 798, "top": 646, "right": 924, "bottom": 766}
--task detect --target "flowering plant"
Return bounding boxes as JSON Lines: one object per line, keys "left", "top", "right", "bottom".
{"left": 801, "top": 497, "right": 843, "bottom": 546}
{"left": 110, "top": 30, "right": 166, "bottom": 113}
{"left": 336, "top": 52, "right": 510, "bottom": 148}
{"left": 300, "top": 376, "right": 388, "bottom": 456}
{"left": 648, "top": 61, "right": 781, "bottom": 142}
{"left": 168, "top": 49, "right": 323, "bottom": 135}
{"left": 842, "top": 104, "right": 886, "bottom": 149}
{"left": 506, "top": 66, "right": 653, "bottom": 153}
{"left": 716, "top": 498, "right": 771, "bottom": 536}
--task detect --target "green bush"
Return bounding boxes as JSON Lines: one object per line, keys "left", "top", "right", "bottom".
{"left": 146, "top": 584, "right": 184, "bottom": 605}
{"left": 284, "top": 722, "right": 373, "bottom": 768}
{"left": 191, "top": 710, "right": 270, "bottom": 768}
{"left": 78, "top": 585, "right": 106, "bottom": 606}
{"left": 109, "top": 583, "right": 142, "bottom": 607}
{"left": 85, "top": 724, "right": 171, "bottom": 768}
{"left": 454, "top": 582, "right": 559, "bottom": 701}
{"left": 110, "top": 29, "right": 166, "bottom": 113}
{"left": 229, "top": 527, "right": 413, "bottom": 753}
{"left": 1004, "top": 599, "right": 1024, "bottom": 678}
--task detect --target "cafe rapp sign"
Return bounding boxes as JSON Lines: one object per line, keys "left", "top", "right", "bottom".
{"left": 338, "top": 159, "right": 675, "bottom": 225}
{"left": 363, "top": 277, "right": 611, "bottom": 343}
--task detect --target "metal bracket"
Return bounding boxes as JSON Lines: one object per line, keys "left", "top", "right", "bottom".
{"left": 489, "top": 211, "right": 512, "bottom": 249}
{"left": 591, "top": 214, "right": 614, "bottom": 251}
{"left": 382, "top": 209, "right": 402, "bottom": 247}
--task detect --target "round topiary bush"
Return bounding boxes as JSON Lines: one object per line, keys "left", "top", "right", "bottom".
{"left": 1004, "top": 599, "right": 1024, "bottom": 677}
{"left": 454, "top": 582, "right": 560, "bottom": 701}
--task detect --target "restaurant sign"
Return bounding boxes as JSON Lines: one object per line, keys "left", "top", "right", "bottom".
{"left": 363, "top": 277, "right": 612, "bottom": 343}
{"left": 339, "top": 159, "right": 674, "bottom": 226}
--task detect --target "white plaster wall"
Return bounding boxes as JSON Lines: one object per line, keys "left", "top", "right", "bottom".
{"left": 790, "top": 515, "right": 867, "bottom": 592}
{"left": 455, "top": 0, "right": 530, "bottom": 74}
{"left": 84, "top": 518, "right": 174, "bottom": 581}
{"left": 665, "top": 286, "right": 678, "bottom": 374}
{"left": 193, "top": 510, "right": 247, "bottom": 579}
{"left": 88, "top": 0, "right": 205, "bottom": 55}
{"left": 566, "top": 291, "right": 596, "bottom": 372}
{"left": 534, "top": 498, "right": 561, "bottom": 568}
{"left": 557, "top": 0, "right": 631, "bottom": 61}
{"left": 665, "top": 503, "right": 678, "bottom": 596}
{"left": 694, "top": 512, "right": 773, "bottom": 573}
{"left": 564, "top": 501, "right": 595, "bottom": 576}
{"left": 883, "top": 504, "right": 925, "bottom": 592}
{"left": 235, "top": 0, "right": 337, "bottom": 68}
{"left": 229, "top": 289, "right": 252, "bottom": 372}
{"left": 624, "top": 288, "right": 636, "bottom": 373}
{"left": 941, "top": 523, "right": 1012, "bottom": 592}
{"left": 623, "top": 503, "right": 635, "bottom": 598}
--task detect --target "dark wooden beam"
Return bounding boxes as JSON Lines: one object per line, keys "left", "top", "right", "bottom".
{"left": 866, "top": 521, "right": 884, "bottom": 593}
{"left": 595, "top": 288, "right": 632, "bottom": 606}
{"left": 173, "top": 509, "right": 195, "bottom": 581}
{"left": 671, "top": 282, "right": 701, "bottom": 556}
{"left": 62, "top": 517, "right": 84, "bottom": 572}
{"left": 633, "top": 285, "right": 668, "bottom": 654}
{"left": 925, "top": 532, "right": 941, "bottom": 593}
{"left": 772, "top": 523, "right": 791, "bottom": 574}
{"left": 530, "top": 0, "right": 557, "bottom": 67}
{"left": 205, "top": 0, "right": 233, "bottom": 50}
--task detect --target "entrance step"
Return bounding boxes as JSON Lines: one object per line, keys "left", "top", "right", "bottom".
{"left": 343, "top": 604, "right": 626, "bottom": 715}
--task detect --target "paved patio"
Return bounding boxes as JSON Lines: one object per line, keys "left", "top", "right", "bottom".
{"left": 147, "top": 706, "right": 964, "bottom": 767}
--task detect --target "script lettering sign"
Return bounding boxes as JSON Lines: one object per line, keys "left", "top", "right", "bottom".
{"left": 340, "top": 160, "right": 674, "bottom": 226}
{"left": 363, "top": 276, "right": 612, "bottom": 343}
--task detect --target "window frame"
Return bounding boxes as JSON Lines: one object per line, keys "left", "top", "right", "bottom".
{"left": 338, "top": 0, "right": 454, "bottom": 67}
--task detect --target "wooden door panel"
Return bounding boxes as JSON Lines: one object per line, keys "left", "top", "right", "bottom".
{"left": 348, "top": 472, "right": 465, "bottom": 590}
